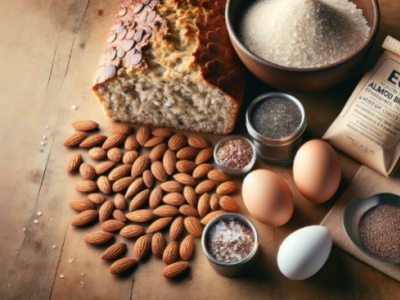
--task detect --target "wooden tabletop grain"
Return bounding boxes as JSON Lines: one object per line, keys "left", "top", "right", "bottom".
{"left": 1, "top": 0, "right": 399, "bottom": 299}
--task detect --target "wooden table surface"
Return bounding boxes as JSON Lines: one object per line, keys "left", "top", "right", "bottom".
{"left": 1, "top": 0, "right": 399, "bottom": 299}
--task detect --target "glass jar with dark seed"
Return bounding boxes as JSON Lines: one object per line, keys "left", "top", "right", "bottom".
{"left": 246, "top": 92, "right": 306, "bottom": 164}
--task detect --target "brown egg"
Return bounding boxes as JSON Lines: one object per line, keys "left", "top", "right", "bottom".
{"left": 242, "top": 169, "right": 294, "bottom": 227}
{"left": 293, "top": 139, "right": 341, "bottom": 203}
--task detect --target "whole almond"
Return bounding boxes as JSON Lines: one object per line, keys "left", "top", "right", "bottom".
{"left": 188, "top": 134, "right": 210, "bottom": 149}
{"left": 219, "top": 195, "right": 240, "bottom": 212}
{"left": 195, "top": 147, "right": 214, "bottom": 164}
{"left": 123, "top": 150, "right": 139, "bottom": 164}
{"left": 210, "top": 193, "right": 219, "bottom": 211}
{"left": 71, "top": 209, "right": 99, "bottom": 226}
{"left": 114, "top": 193, "right": 126, "bottom": 210}
{"left": 129, "top": 189, "right": 150, "bottom": 211}
{"left": 113, "top": 209, "right": 127, "bottom": 222}
{"left": 183, "top": 186, "right": 197, "bottom": 206}
{"left": 179, "top": 204, "right": 199, "bottom": 217}
{"left": 87, "top": 192, "right": 105, "bottom": 205}
{"left": 84, "top": 230, "right": 113, "bottom": 245}
{"left": 151, "top": 232, "right": 166, "bottom": 257}
{"left": 142, "top": 169, "right": 154, "bottom": 188}
{"left": 162, "top": 240, "right": 179, "bottom": 264}
{"left": 197, "top": 193, "right": 210, "bottom": 218}
{"left": 120, "top": 224, "right": 145, "bottom": 238}
{"left": 176, "top": 147, "right": 199, "bottom": 160}
{"left": 152, "top": 205, "right": 179, "bottom": 217}
{"left": 169, "top": 216, "right": 184, "bottom": 241}
{"left": 88, "top": 147, "right": 107, "bottom": 160}
{"left": 79, "top": 134, "right": 107, "bottom": 148}
{"left": 168, "top": 133, "right": 187, "bottom": 151}
{"left": 207, "top": 169, "right": 230, "bottom": 183}
{"left": 179, "top": 235, "right": 194, "bottom": 260}
{"left": 195, "top": 180, "right": 215, "bottom": 194}
{"left": 63, "top": 131, "right": 86, "bottom": 147}
{"left": 160, "top": 181, "right": 183, "bottom": 193}
{"left": 101, "top": 219, "right": 126, "bottom": 232}
{"left": 112, "top": 176, "right": 134, "bottom": 192}
{"left": 111, "top": 123, "right": 132, "bottom": 135}
{"left": 95, "top": 161, "right": 115, "bottom": 175}
{"left": 71, "top": 120, "right": 99, "bottom": 132}
{"left": 150, "top": 161, "right": 168, "bottom": 182}
{"left": 97, "top": 175, "right": 112, "bottom": 194}
{"left": 163, "top": 192, "right": 185, "bottom": 206}
{"left": 216, "top": 181, "right": 237, "bottom": 195}
{"left": 144, "top": 136, "right": 165, "bottom": 148}
{"left": 108, "top": 164, "right": 132, "bottom": 181}
{"left": 176, "top": 160, "right": 197, "bottom": 174}
{"left": 102, "top": 134, "right": 126, "bottom": 150}
{"left": 124, "top": 134, "right": 139, "bottom": 150}
{"left": 101, "top": 242, "right": 127, "bottom": 260}
{"left": 149, "top": 143, "right": 167, "bottom": 163}
{"left": 183, "top": 216, "right": 203, "bottom": 237}
{"left": 107, "top": 147, "right": 123, "bottom": 162}
{"left": 152, "top": 127, "right": 172, "bottom": 138}
{"left": 125, "top": 177, "right": 144, "bottom": 198}
{"left": 173, "top": 173, "right": 196, "bottom": 186}
{"left": 200, "top": 210, "right": 226, "bottom": 225}
{"left": 66, "top": 153, "right": 82, "bottom": 173}
{"left": 110, "top": 257, "right": 137, "bottom": 275}
{"left": 149, "top": 186, "right": 163, "bottom": 208}
{"left": 147, "top": 217, "right": 173, "bottom": 233}
{"left": 193, "top": 163, "right": 214, "bottom": 179}
{"left": 75, "top": 180, "right": 97, "bottom": 193}
{"left": 131, "top": 154, "right": 150, "bottom": 177}
{"left": 79, "top": 162, "right": 96, "bottom": 180}
{"left": 162, "top": 261, "right": 189, "bottom": 279}
{"left": 126, "top": 209, "right": 154, "bottom": 223}
{"left": 68, "top": 199, "right": 95, "bottom": 211}
{"left": 99, "top": 199, "right": 115, "bottom": 223}
{"left": 134, "top": 234, "right": 151, "bottom": 260}
{"left": 163, "top": 149, "right": 176, "bottom": 175}
{"left": 136, "top": 125, "right": 151, "bottom": 146}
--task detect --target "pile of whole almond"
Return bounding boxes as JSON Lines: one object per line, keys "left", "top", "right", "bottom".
{"left": 63, "top": 120, "right": 240, "bottom": 278}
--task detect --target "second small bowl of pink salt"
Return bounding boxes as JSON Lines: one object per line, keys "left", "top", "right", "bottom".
{"left": 201, "top": 213, "right": 260, "bottom": 277}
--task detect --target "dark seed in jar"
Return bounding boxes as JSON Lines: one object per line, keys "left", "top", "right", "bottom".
{"left": 251, "top": 97, "right": 302, "bottom": 138}
{"left": 216, "top": 138, "right": 253, "bottom": 170}
{"left": 359, "top": 204, "right": 400, "bottom": 259}
{"left": 206, "top": 219, "right": 255, "bottom": 263}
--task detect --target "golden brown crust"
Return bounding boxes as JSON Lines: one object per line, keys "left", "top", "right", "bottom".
{"left": 92, "top": 0, "right": 246, "bottom": 134}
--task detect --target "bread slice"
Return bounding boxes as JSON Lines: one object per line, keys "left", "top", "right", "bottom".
{"left": 92, "top": 0, "right": 245, "bottom": 134}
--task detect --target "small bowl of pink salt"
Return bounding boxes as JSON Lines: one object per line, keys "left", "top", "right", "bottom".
{"left": 344, "top": 193, "right": 400, "bottom": 264}
{"left": 225, "top": 0, "right": 380, "bottom": 92}
{"left": 213, "top": 135, "right": 256, "bottom": 176}
{"left": 201, "top": 213, "right": 260, "bottom": 277}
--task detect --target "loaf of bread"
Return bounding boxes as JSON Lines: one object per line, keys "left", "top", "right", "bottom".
{"left": 92, "top": 0, "right": 245, "bottom": 134}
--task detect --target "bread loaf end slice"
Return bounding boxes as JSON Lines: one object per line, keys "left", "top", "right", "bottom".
{"left": 92, "top": 0, "right": 245, "bottom": 134}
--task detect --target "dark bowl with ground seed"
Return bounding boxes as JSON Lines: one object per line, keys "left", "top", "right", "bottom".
{"left": 343, "top": 193, "right": 400, "bottom": 264}
{"left": 225, "top": 0, "right": 380, "bottom": 92}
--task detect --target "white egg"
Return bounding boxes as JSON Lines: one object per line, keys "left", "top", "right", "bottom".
{"left": 277, "top": 225, "right": 332, "bottom": 280}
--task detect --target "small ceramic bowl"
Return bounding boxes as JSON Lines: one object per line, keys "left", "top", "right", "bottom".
{"left": 225, "top": 0, "right": 380, "bottom": 92}
{"left": 201, "top": 213, "right": 260, "bottom": 277}
{"left": 213, "top": 135, "right": 256, "bottom": 176}
{"left": 343, "top": 193, "right": 400, "bottom": 264}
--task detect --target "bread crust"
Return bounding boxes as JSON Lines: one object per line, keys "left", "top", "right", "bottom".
{"left": 92, "top": 0, "right": 246, "bottom": 134}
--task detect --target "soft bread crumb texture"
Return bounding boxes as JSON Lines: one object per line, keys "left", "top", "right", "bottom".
{"left": 93, "top": 0, "right": 245, "bottom": 134}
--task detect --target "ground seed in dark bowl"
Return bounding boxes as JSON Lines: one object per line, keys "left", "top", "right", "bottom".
{"left": 359, "top": 204, "right": 400, "bottom": 260}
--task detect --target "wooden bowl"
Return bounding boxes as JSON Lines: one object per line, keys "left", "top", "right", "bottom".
{"left": 225, "top": 0, "right": 380, "bottom": 92}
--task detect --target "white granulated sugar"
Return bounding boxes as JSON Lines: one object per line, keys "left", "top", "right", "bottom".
{"left": 240, "top": 0, "right": 370, "bottom": 68}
